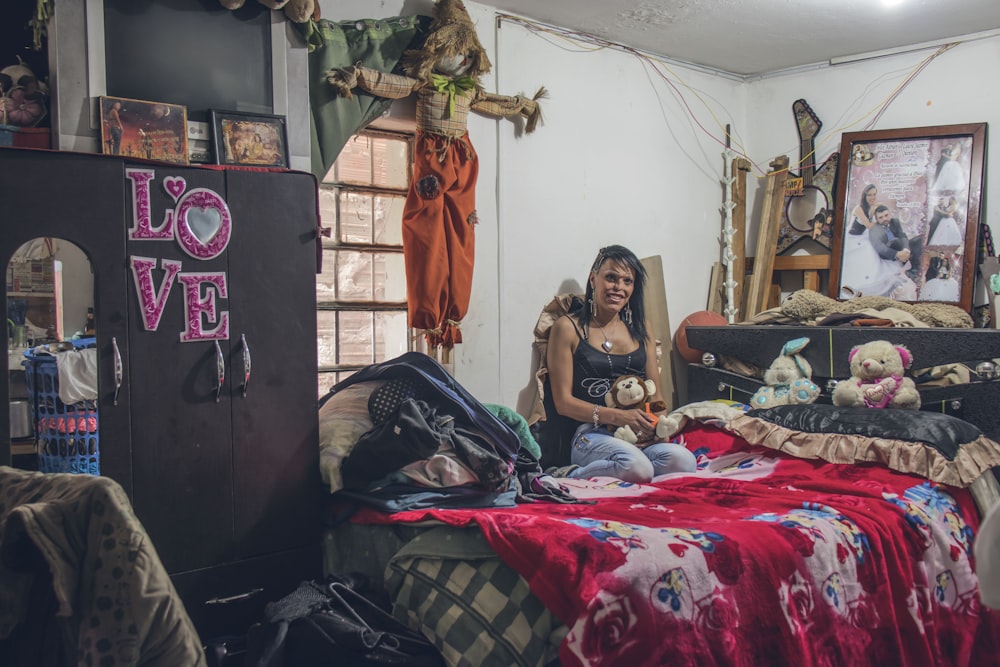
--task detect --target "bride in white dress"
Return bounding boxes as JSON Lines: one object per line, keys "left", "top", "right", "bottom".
{"left": 919, "top": 256, "right": 960, "bottom": 302}
{"left": 927, "top": 197, "right": 963, "bottom": 247}
{"left": 932, "top": 143, "right": 966, "bottom": 193}
{"left": 839, "top": 185, "right": 904, "bottom": 297}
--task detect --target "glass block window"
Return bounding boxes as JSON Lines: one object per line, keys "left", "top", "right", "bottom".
{"left": 317, "top": 129, "right": 413, "bottom": 396}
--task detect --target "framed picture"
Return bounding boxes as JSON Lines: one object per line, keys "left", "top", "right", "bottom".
{"left": 210, "top": 110, "right": 289, "bottom": 168}
{"left": 829, "top": 123, "right": 987, "bottom": 314}
{"left": 99, "top": 96, "right": 189, "bottom": 165}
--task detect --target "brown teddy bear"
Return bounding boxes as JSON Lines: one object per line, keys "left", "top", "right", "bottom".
{"left": 831, "top": 340, "right": 921, "bottom": 409}
{"left": 604, "top": 374, "right": 670, "bottom": 445}
{"left": 217, "top": 0, "right": 318, "bottom": 23}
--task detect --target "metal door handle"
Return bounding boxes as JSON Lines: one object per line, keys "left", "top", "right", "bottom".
{"left": 204, "top": 587, "right": 264, "bottom": 605}
{"left": 215, "top": 341, "right": 225, "bottom": 403}
{"left": 240, "top": 334, "right": 251, "bottom": 398}
{"left": 112, "top": 336, "right": 123, "bottom": 405}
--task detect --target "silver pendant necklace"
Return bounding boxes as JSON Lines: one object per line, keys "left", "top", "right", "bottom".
{"left": 596, "top": 317, "right": 616, "bottom": 353}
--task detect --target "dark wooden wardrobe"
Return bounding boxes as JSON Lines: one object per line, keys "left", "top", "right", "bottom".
{"left": 0, "top": 147, "right": 322, "bottom": 640}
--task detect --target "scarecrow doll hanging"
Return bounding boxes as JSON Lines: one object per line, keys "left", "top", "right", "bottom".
{"left": 328, "top": 0, "right": 545, "bottom": 349}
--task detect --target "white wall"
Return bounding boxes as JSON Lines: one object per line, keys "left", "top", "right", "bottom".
{"left": 746, "top": 36, "right": 1000, "bottom": 253}
{"left": 318, "top": 1, "right": 1000, "bottom": 412}
{"left": 489, "top": 19, "right": 747, "bottom": 411}
{"left": 319, "top": 1, "right": 746, "bottom": 406}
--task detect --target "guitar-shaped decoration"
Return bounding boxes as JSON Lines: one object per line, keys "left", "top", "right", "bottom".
{"left": 776, "top": 99, "right": 840, "bottom": 254}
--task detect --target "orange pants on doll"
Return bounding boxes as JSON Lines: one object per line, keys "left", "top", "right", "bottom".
{"left": 403, "top": 131, "right": 479, "bottom": 349}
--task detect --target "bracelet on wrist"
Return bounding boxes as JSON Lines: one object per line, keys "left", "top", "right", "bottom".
{"left": 592, "top": 404, "right": 601, "bottom": 427}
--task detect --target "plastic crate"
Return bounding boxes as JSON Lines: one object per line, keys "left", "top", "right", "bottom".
{"left": 22, "top": 338, "right": 99, "bottom": 475}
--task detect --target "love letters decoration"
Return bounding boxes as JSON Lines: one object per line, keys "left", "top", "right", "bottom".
{"left": 125, "top": 168, "right": 233, "bottom": 342}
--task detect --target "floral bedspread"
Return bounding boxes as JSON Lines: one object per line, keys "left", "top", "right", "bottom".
{"left": 351, "top": 423, "right": 1000, "bottom": 666}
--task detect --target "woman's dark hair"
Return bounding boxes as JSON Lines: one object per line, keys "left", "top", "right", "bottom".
{"left": 581, "top": 245, "right": 648, "bottom": 342}
{"left": 925, "top": 256, "right": 949, "bottom": 282}
{"left": 859, "top": 184, "right": 877, "bottom": 218}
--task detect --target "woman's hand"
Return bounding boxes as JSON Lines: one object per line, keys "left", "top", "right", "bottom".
{"left": 616, "top": 408, "right": 657, "bottom": 440}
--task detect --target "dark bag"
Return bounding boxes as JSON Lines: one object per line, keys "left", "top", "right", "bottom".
{"left": 244, "top": 578, "right": 444, "bottom": 667}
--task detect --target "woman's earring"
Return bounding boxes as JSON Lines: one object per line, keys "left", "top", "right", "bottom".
{"left": 589, "top": 298, "right": 597, "bottom": 317}
{"left": 622, "top": 304, "right": 632, "bottom": 326}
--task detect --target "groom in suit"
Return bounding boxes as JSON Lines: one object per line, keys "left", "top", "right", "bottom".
{"left": 870, "top": 204, "right": 921, "bottom": 299}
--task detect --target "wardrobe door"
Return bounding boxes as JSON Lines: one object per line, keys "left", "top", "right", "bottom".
{"left": 123, "top": 164, "right": 235, "bottom": 574}
{"left": 0, "top": 150, "right": 131, "bottom": 482}
{"left": 224, "top": 169, "right": 321, "bottom": 559}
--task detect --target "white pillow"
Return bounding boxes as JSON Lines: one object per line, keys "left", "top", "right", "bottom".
{"left": 318, "top": 380, "right": 383, "bottom": 493}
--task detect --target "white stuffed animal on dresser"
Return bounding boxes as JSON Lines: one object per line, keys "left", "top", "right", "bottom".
{"left": 750, "top": 337, "right": 821, "bottom": 409}
{"left": 832, "top": 340, "right": 921, "bottom": 410}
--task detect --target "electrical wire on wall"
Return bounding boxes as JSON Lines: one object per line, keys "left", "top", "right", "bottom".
{"left": 497, "top": 13, "right": 966, "bottom": 182}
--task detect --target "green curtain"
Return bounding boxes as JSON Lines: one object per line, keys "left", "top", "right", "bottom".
{"left": 295, "top": 15, "right": 430, "bottom": 180}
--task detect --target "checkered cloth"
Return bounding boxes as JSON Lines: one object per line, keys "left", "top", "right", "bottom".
{"left": 348, "top": 66, "right": 539, "bottom": 138}
{"left": 385, "top": 526, "right": 564, "bottom": 667}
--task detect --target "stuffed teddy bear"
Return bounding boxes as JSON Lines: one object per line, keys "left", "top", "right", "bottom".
{"left": 832, "top": 340, "right": 921, "bottom": 409}
{"left": 217, "top": 0, "right": 318, "bottom": 23}
{"left": 604, "top": 374, "right": 671, "bottom": 445}
{"left": 749, "top": 337, "right": 821, "bottom": 409}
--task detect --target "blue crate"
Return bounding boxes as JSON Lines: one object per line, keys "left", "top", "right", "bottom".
{"left": 22, "top": 338, "right": 100, "bottom": 475}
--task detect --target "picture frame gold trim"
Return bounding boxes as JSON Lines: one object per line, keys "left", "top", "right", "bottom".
{"left": 210, "top": 109, "right": 289, "bottom": 168}
{"left": 99, "top": 95, "right": 189, "bottom": 165}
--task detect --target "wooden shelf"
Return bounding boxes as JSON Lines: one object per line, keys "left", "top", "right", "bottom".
{"left": 772, "top": 255, "right": 831, "bottom": 271}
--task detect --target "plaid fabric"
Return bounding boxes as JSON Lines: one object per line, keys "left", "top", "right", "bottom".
{"left": 385, "top": 526, "right": 564, "bottom": 667}
{"left": 353, "top": 66, "right": 536, "bottom": 138}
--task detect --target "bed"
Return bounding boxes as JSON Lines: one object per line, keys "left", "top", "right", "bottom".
{"left": 321, "top": 355, "right": 1000, "bottom": 667}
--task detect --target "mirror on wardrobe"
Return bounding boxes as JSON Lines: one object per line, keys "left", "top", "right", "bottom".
{"left": 7, "top": 238, "right": 95, "bottom": 462}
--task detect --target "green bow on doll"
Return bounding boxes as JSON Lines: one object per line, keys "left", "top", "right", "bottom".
{"left": 430, "top": 74, "right": 476, "bottom": 117}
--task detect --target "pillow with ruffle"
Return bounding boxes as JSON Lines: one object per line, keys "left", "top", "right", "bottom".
{"left": 725, "top": 403, "right": 1000, "bottom": 488}
{"left": 319, "top": 380, "right": 383, "bottom": 493}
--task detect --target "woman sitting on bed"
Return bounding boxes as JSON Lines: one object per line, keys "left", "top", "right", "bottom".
{"left": 546, "top": 245, "right": 696, "bottom": 482}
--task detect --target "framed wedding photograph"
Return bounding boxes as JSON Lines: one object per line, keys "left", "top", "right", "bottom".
{"left": 829, "top": 123, "right": 987, "bottom": 314}
{"left": 210, "top": 110, "right": 289, "bottom": 168}
{"left": 99, "top": 95, "right": 189, "bottom": 165}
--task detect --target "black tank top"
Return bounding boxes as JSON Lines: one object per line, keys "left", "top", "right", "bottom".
{"left": 568, "top": 318, "right": 647, "bottom": 406}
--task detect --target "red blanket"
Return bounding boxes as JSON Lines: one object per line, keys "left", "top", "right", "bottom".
{"left": 352, "top": 423, "right": 1000, "bottom": 666}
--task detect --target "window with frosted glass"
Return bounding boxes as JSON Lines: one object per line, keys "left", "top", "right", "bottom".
{"left": 316, "top": 129, "right": 413, "bottom": 396}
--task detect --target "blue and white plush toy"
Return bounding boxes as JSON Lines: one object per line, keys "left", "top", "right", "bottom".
{"left": 750, "top": 337, "right": 821, "bottom": 409}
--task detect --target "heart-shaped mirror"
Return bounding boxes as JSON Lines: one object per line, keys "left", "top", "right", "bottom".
{"left": 187, "top": 207, "right": 222, "bottom": 244}
{"left": 175, "top": 188, "right": 232, "bottom": 260}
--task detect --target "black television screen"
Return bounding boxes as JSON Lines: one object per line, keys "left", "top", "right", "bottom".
{"left": 103, "top": 0, "right": 272, "bottom": 123}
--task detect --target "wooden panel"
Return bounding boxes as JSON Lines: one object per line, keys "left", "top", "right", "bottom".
{"left": 802, "top": 270, "right": 821, "bottom": 293}
{"left": 744, "top": 156, "right": 790, "bottom": 318}
{"left": 172, "top": 544, "right": 322, "bottom": 641}
{"left": 707, "top": 261, "right": 724, "bottom": 314}
{"left": 772, "top": 254, "right": 831, "bottom": 271}
{"left": 731, "top": 158, "right": 751, "bottom": 319}
{"left": 125, "top": 164, "right": 235, "bottom": 575}
{"left": 640, "top": 255, "right": 677, "bottom": 409}
{"left": 0, "top": 150, "right": 131, "bottom": 485}
{"left": 225, "top": 169, "right": 322, "bottom": 560}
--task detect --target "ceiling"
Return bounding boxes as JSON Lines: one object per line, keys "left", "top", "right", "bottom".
{"left": 487, "top": 0, "right": 1000, "bottom": 77}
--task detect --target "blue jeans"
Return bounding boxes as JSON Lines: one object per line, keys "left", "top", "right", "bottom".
{"left": 568, "top": 423, "right": 697, "bottom": 483}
